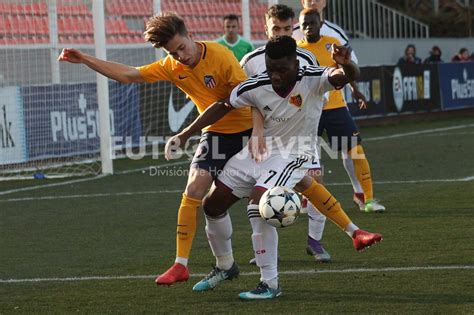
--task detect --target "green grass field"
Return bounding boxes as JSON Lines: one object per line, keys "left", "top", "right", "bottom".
{"left": 1, "top": 116, "right": 474, "bottom": 313}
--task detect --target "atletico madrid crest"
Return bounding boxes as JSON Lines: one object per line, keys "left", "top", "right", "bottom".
{"left": 289, "top": 94, "right": 303, "bottom": 107}
{"left": 204, "top": 75, "right": 217, "bottom": 88}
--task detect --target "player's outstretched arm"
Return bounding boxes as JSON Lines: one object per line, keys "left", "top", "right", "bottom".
{"left": 349, "top": 81, "right": 368, "bottom": 110}
{"left": 58, "top": 48, "right": 144, "bottom": 84}
{"left": 164, "top": 100, "right": 233, "bottom": 160}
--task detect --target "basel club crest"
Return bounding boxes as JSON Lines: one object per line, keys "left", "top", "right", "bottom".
{"left": 204, "top": 75, "right": 217, "bottom": 88}
{"left": 289, "top": 94, "right": 303, "bottom": 107}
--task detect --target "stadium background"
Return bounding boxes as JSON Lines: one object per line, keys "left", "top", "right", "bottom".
{"left": 0, "top": 1, "right": 473, "bottom": 313}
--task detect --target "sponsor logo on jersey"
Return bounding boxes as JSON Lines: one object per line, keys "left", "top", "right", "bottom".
{"left": 178, "top": 75, "right": 188, "bottom": 80}
{"left": 204, "top": 75, "right": 217, "bottom": 88}
{"left": 289, "top": 94, "right": 303, "bottom": 107}
{"left": 270, "top": 116, "right": 291, "bottom": 123}
{"left": 325, "top": 43, "right": 332, "bottom": 51}
{"left": 263, "top": 105, "right": 272, "bottom": 111}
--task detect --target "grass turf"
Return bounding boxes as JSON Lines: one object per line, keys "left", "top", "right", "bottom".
{"left": 1, "top": 116, "right": 474, "bottom": 313}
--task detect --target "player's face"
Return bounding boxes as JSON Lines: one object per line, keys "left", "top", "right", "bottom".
{"left": 301, "top": 0, "right": 326, "bottom": 11}
{"left": 224, "top": 19, "right": 239, "bottom": 38}
{"left": 265, "top": 17, "right": 294, "bottom": 38}
{"left": 265, "top": 55, "right": 299, "bottom": 92}
{"left": 162, "top": 33, "right": 199, "bottom": 67}
{"left": 300, "top": 13, "right": 321, "bottom": 42}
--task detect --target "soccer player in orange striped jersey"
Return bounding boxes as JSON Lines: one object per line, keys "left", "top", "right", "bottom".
{"left": 58, "top": 12, "right": 252, "bottom": 286}
{"left": 297, "top": 8, "right": 385, "bottom": 213}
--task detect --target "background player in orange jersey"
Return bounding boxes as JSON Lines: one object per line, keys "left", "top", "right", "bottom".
{"left": 59, "top": 12, "right": 252, "bottom": 286}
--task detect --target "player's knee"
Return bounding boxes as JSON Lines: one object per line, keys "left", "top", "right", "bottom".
{"left": 294, "top": 175, "right": 314, "bottom": 192}
{"left": 202, "top": 194, "right": 226, "bottom": 217}
{"left": 184, "top": 179, "right": 211, "bottom": 199}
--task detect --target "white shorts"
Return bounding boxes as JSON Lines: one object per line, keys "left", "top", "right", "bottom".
{"left": 218, "top": 147, "right": 320, "bottom": 199}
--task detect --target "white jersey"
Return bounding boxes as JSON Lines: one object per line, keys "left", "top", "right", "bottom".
{"left": 230, "top": 65, "right": 334, "bottom": 157}
{"left": 293, "top": 20, "right": 358, "bottom": 64}
{"left": 240, "top": 46, "right": 318, "bottom": 77}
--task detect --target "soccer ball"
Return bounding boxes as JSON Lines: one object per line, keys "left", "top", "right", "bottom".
{"left": 259, "top": 186, "right": 301, "bottom": 228}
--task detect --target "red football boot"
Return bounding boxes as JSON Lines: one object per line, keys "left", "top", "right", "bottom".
{"left": 155, "top": 263, "right": 189, "bottom": 286}
{"left": 352, "top": 229, "right": 383, "bottom": 251}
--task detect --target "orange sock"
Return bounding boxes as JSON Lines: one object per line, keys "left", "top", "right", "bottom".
{"left": 301, "top": 179, "right": 351, "bottom": 230}
{"left": 176, "top": 194, "right": 201, "bottom": 262}
{"left": 350, "top": 145, "right": 373, "bottom": 200}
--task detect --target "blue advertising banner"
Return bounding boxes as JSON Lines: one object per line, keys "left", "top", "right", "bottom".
{"left": 438, "top": 62, "right": 474, "bottom": 110}
{"left": 0, "top": 87, "right": 27, "bottom": 165}
{"left": 22, "top": 82, "right": 141, "bottom": 160}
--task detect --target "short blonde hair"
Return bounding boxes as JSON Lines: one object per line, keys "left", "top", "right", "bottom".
{"left": 143, "top": 12, "right": 188, "bottom": 48}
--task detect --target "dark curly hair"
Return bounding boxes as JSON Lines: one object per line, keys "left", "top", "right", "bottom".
{"left": 265, "top": 4, "right": 295, "bottom": 21}
{"left": 265, "top": 35, "right": 297, "bottom": 60}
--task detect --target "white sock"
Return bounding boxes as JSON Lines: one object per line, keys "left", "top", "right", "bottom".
{"left": 174, "top": 257, "right": 188, "bottom": 266}
{"left": 306, "top": 202, "right": 326, "bottom": 241}
{"left": 342, "top": 150, "right": 363, "bottom": 194}
{"left": 205, "top": 212, "right": 234, "bottom": 270}
{"left": 247, "top": 204, "right": 278, "bottom": 283}
{"left": 264, "top": 276, "right": 279, "bottom": 289}
{"left": 216, "top": 254, "right": 234, "bottom": 271}
{"left": 345, "top": 222, "right": 359, "bottom": 237}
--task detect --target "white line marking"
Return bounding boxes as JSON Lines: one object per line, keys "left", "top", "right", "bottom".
{"left": 1, "top": 176, "right": 472, "bottom": 203}
{"left": 326, "top": 176, "right": 474, "bottom": 186}
{"left": 0, "top": 174, "right": 108, "bottom": 197}
{"left": 0, "top": 190, "right": 183, "bottom": 202}
{"left": 419, "top": 131, "right": 474, "bottom": 137}
{"left": 2, "top": 265, "right": 473, "bottom": 284}
{"left": 114, "top": 160, "right": 189, "bottom": 175}
{"left": 365, "top": 124, "right": 474, "bottom": 142}
{"left": 0, "top": 161, "right": 188, "bottom": 197}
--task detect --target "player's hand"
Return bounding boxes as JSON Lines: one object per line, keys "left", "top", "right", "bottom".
{"left": 352, "top": 89, "right": 368, "bottom": 110}
{"left": 248, "top": 135, "right": 267, "bottom": 163}
{"left": 58, "top": 48, "right": 84, "bottom": 64}
{"left": 165, "top": 133, "right": 186, "bottom": 161}
{"left": 331, "top": 44, "right": 352, "bottom": 66}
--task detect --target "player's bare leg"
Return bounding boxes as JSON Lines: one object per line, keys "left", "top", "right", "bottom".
{"left": 295, "top": 175, "right": 382, "bottom": 251}
{"left": 155, "top": 167, "right": 213, "bottom": 286}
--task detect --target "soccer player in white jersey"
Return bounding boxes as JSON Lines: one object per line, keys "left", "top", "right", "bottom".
{"left": 294, "top": 0, "right": 386, "bottom": 215}
{"left": 240, "top": 4, "right": 318, "bottom": 76}
{"left": 238, "top": 4, "right": 332, "bottom": 264}
{"left": 165, "top": 36, "right": 382, "bottom": 300}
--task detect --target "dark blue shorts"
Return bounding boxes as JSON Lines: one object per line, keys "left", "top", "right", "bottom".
{"left": 191, "top": 129, "right": 252, "bottom": 179}
{"left": 318, "top": 107, "right": 361, "bottom": 151}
